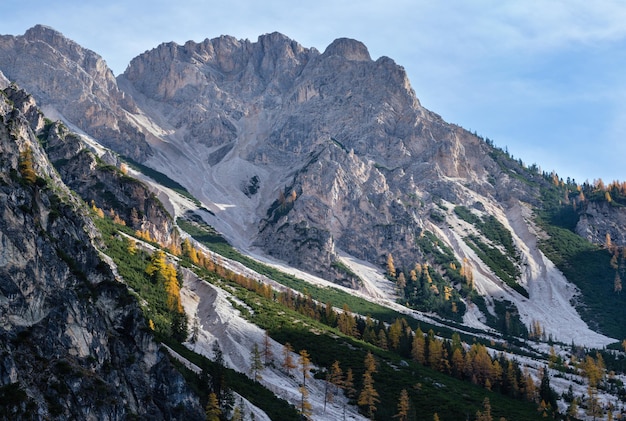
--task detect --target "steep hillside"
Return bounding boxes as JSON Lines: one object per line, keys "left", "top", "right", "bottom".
{"left": 0, "top": 80, "right": 203, "bottom": 419}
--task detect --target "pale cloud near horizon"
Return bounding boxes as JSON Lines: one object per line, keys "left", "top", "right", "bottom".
{"left": 2, "top": 0, "right": 625, "bottom": 182}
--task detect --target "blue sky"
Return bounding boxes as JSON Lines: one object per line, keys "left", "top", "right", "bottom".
{"left": 2, "top": 0, "right": 625, "bottom": 184}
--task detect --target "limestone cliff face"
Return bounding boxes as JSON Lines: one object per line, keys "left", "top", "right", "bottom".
{"left": 0, "top": 26, "right": 533, "bottom": 279}
{"left": 118, "top": 32, "right": 512, "bottom": 275}
{"left": 577, "top": 201, "right": 626, "bottom": 246}
{"left": 0, "top": 25, "right": 151, "bottom": 160}
{"left": 0, "top": 85, "right": 202, "bottom": 420}
{"left": 0, "top": 26, "right": 619, "bottom": 284}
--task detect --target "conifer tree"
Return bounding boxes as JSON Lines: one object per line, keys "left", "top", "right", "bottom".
{"left": 337, "top": 304, "right": 357, "bottom": 337}
{"left": 263, "top": 331, "right": 274, "bottom": 366}
{"left": 395, "top": 389, "right": 410, "bottom": 421}
{"left": 567, "top": 397, "right": 579, "bottom": 419}
{"left": 298, "top": 349, "right": 311, "bottom": 387}
{"left": 205, "top": 392, "right": 221, "bottom": 421}
{"left": 145, "top": 250, "right": 167, "bottom": 280}
{"left": 282, "top": 342, "right": 296, "bottom": 377}
{"left": 377, "top": 330, "right": 388, "bottom": 350}
{"left": 586, "top": 386, "right": 602, "bottom": 420}
{"left": 396, "top": 272, "right": 406, "bottom": 292}
{"left": 364, "top": 351, "right": 377, "bottom": 373}
{"left": 329, "top": 360, "right": 344, "bottom": 395}
{"left": 18, "top": 145, "right": 37, "bottom": 184}
{"left": 358, "top": 371, "right": 380, "bottom": 420}
{"left": 475, "top": 397, "right": 493, "bottom": 421}
{"left": 344, "top": 368, "right": 356, "bottom": 400}
{"left": 427, "top": 335, "right": 443, "bottom": 370}
{"left": 251, "top": 343, "right": 263, "bottom": 381}
{"left": 412, "top": 327, "right": 426, "bottom": 364}
{"left": 387, "top": 253, "right": 396, "bottom": 278}
{"left": 299, "top": 385, "right": 312, "bottom": 418}
{"left": 163, "top": 262, "right": 182, "bottom": 312}
{"left": 126, "top": 237, "right": 137, "bottom": 255}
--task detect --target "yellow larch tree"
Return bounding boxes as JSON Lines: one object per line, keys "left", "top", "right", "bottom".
{"left": 387, "top": 253, "right": 396, "bottom": 278}
{"left": 18, "top": 145, "right": 37, "bottom": 184}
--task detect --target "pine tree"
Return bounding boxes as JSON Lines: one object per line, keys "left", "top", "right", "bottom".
{"left": 299, "top": 385, "right": 312, "bottom": 418}
{"left": 522, "top": 367, "right": 537, "bottom": 402}
{"left": 394, "top": 389, "right": 410, "bottom": 421}
{"left": 329, "top": 360, "right": 344, "bottom": 396}
{"left": 126, "top": 237, "right": 137, "bottom": 255}
{"left": 282, "top": 342, "right": 296, "bottom": 377}
{"left": 205, "top": 392, "right": 221, "bottom": 421}
{"left": 251, "top": 343, "right": 264, "bottom": 381}
{"left": 163, "top": 262, "right": 182, "bottom": 312}
{"left": 582, "top": 354, "right": 604, "bottom": 388}
{"left": 427, "top": 336, "right": 443, "bottom": 370}
{"left": 539, "top": 368, "right": 556, "bottom": 412}
{"left": 377, "top": 330, "right": 388, "bottom": 350}
{"left": 145, "top": 250, "right": 167, "bottom": 280}
{"left": 18, "top": 145, "right": 37, "bottom": 184}
{"left": 263, "top": 331, "right": 274, "bottom": 366}
{"left": 475, "top": 397, "right": 493, "bottom": 421}
{"left": 364, "top": 351, "right": 377, "bottom": 373}
{"left": 358, "top": 371, "right": 380, "bottom": 420}
{"left": 344, "top": 368, "right": 356, "bottom": 400}
{"left": 412, "top": 327, "right": 426, "bottom": 364}
{"left": 396, "top": 272, "right": 406, "bottom": 292}
{"left": 298, "top": 349, "right": 312, "bottom": 387}
{"left": 337, "top": 304, "right": 357, "bottom": 337}
{"left": 586, "top": 386, "right": 602, "bottom": 420}
{"left": 387, "top": 253, "right": 396, "bottom": 278}
{"left": 567, "top": 397, "right": 579, "bottom": 419}
{"left": 451, "top": 348, "right": 465, "bottom": 378}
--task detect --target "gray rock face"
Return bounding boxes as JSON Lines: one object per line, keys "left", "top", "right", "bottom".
{"left": 0, "top": 86, "right": 202, "bottom": 420}
{"left": 0, "top": 25, "right": 151, "bottom": 160}
{"left": 118, "top": 31, "right": 507, "bottom": 275}
{"left": 577, "top": 201, "right": 626, "bottom": 246}
{"left": 0, "top": 25, "right": 620, "bottom": 285}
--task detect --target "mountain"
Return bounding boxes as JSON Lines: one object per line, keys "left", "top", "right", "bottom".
{"left": 1, "top": 25, "right": 626, "bottom": 419}
{"left": 0, "top": 25, "right": 151, "bottom": 160}
{"left": 0, "top": 80, "right": 203, "bottom": 419}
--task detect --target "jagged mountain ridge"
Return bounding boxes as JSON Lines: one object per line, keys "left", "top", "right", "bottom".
{"left": 0, "top": 78, "right": 203, "bottom": 419}
{"left": 0, "top": 25, "right": 150, "bottom": 160}
{"left": 117, "top": 31, "right": 504, "bottom": 272}
{"left": 0, "top": 25, "right": 623, "bottom": 344}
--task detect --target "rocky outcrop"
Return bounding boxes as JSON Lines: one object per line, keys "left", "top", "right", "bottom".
{"left": 577, "top": 201, "right": 626, "bottom": 246}
{"left": 0, "top": 25, "right": 151, "bottom": 160}
{"left": 0, "top": 86, "right": 202, "bottom": 420}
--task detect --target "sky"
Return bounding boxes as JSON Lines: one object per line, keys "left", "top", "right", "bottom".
{"left": 2, "top": 0, "right": 625, "bottom": 184}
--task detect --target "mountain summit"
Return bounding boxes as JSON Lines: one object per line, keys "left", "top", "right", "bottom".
{"left": 1, "top": 25, "right": 624, "bottom": 346}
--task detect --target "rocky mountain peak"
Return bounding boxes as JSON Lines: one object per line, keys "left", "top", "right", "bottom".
{"left": 322, "top": 37, "right": 371, "bottom": 61}
{"left": 24, "top": 24, "right": 66, "bottom": 46}
{"left": 0, "top": 25, "right": 150, "bottom": 161}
